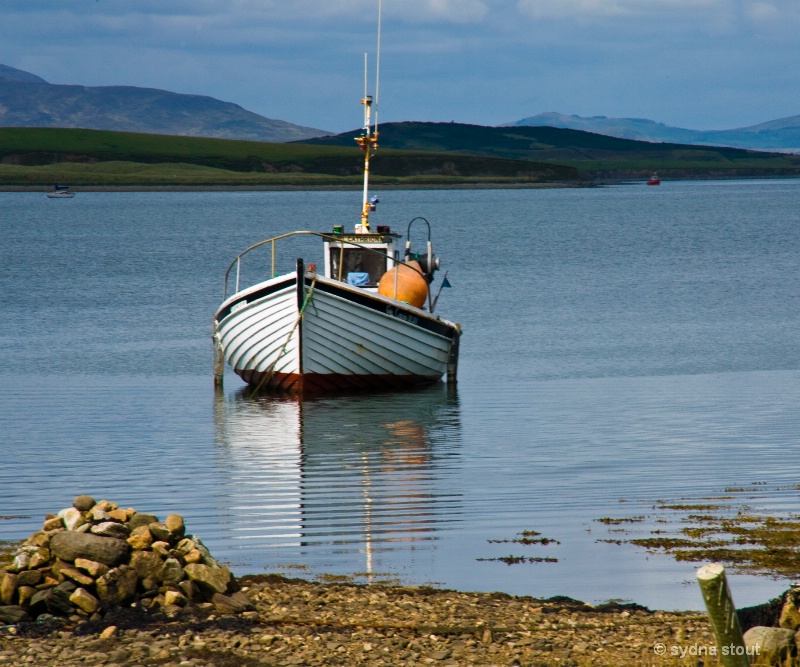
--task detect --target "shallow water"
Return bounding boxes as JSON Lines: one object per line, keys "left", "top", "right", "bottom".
{"left": 2, "top": 180, "right": 800, "bottom": 610}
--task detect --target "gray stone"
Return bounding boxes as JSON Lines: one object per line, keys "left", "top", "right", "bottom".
{"left": 130, "top": 551, "right": 164, "bottom": 581}
{"left": 59, "top": 507, "right": 86, "bottom": 531}
{"left": 89, "top": 508, "right": 112, "bottom": 522}
{"left": 74, "top": 558, "right": 109, "bottom": 578}
{"left": 744, "top": 625, "right": 795, "bottom": 663}
{"left": 93, "top": 500, "right": 118, "bottom": 513}
{"left": 0, "top": 605, "right": 29, "bottom": 624}
{"left": 148, "top": 522, "right": 171, "bottom": 543}
{"left": 90, "top": 521, "right": 130, "bottom": 539}
{"left": 127, "top": 513, "right": 159, "bottom": 531}
{"left": 43, "top": 516, "right": 64, "bottom": 531}
{"left": 73, "top": 495, "right": 96, "bottom": 512}
{"left": 141, "top": 577, "right": 159, "bottom": 593}
{"left": 27, "top": 548, "right": 50, "bottom": 569}
{"left": 178, "top": 579, "right": 202, "bottom": 602}
{"left": 184, "top": 563, "right": 232, "bottom": 595}
{"left": 187, "top": 534, "right": 219, "bottom": 567}
{"left": 59, "top": 566, "right": 95, "bottom": 587}
{"left": 51, "top": 530, "right": 129, "bottom": 566}
{"left": 95, "top": 567, "right": 138, "bottom": 605}
{"left": 16, "top": 570, "right": 42, "bottom": 588}
{"left": 210, "top": 591, "right": 254, "bottom": 614}
{"left": 11, "top": 547, "right": 35, "bottom": 572}
{"left": 151, "top": 541, "right": 170, "bottom": 557}
{"left": 159, "top": 557, "right": 184, "bottom": 586}
{"left": 175, "top": 537, "right": 196, "bottom": 556}
{"left": 30, "top": 582, "right": 76, "bottom": 616}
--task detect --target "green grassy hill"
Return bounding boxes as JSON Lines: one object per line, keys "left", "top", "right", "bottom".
{"left": 0, "top": 127, "right": 579, "bottom": 187}
{"left": 301, "top": 122, "right": 800, "bottom": 179}
{"left": 2, "top": 124, "right": 800, "bottom": 188}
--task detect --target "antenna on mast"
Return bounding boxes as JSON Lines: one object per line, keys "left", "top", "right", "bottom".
{"left": 355, "top": 0, "right": 382, "bottom": 233}
{"left": 374, "top": 0, "right": 381, "bottom": 132}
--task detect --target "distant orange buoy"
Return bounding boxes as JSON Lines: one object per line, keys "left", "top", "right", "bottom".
{"left": 377, "top": 260, "right": 429, "bottom": 308}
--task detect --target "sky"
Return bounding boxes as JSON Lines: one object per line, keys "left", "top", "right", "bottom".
{"left": 2, "top": 0, "right": 799, "bottom": 134}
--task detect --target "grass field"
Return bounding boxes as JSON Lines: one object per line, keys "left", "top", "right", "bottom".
{"left": 1, "top": 126, "right": 799, "bottom": 187}
{"left": 0, "top": 127, "right": 581, "bottom": 186}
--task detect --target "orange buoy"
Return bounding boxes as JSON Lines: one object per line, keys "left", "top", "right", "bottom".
{"left": 377, "top": 260, "right": 429, "bottom": 308}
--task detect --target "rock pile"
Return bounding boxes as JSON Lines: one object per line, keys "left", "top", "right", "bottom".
{"left": 0, "top": 495, "right": 252, "bottom": 625}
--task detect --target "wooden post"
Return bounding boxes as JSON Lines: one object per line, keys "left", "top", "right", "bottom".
{"left": 446, "top": 324, "right": 461, "bottom": 384}
{"left": 212, "top": 327, "right": 224, "bottom": 390}
{"left": 696, "top": 563, "right": 749, "bottom": 667}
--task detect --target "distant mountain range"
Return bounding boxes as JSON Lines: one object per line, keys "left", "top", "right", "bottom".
{"left": 3, "top": 62, "right": 800, "bottom": 153}
{"left": 0, "top": 64, "right": 330, "bottom": 143}
{"left": 504, "top": 112, "right": 800, "bottom": 153}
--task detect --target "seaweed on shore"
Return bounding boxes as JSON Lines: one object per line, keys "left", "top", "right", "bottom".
{"left": 594, "top": 485, "right": 800, "bottom": 578}
{"left": 478, "top": 530, "right": 560, "bottom": 565}
{"left": 477, "top": 555, "right": 559, "bottom": 565}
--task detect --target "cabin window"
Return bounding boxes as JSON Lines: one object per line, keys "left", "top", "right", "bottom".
{"left": 329, "top": 248, "right": 387, "bottom": 285}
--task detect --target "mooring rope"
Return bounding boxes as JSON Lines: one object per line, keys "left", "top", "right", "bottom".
{"left": 250, "top": 275, "right": 317, "bottom": 396}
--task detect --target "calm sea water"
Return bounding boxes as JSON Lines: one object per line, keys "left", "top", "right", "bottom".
{"left": 2, "top": 180, "right": 800, "bottom": 611}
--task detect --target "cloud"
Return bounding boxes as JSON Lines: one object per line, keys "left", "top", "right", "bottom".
{"left": 3, "top": 0, "right": 800, "bottom": 132}
{"left": 516, "top": 0, "right": 722, "bottom": 19}
{"left": 114, "top": 0, "right": 489, "bottom": 24}
{"left": 515, "top": 0, "right": 800, "bottom": 29}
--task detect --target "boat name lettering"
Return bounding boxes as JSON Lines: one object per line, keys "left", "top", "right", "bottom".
{"left": 386, "top": 306, "right": 418, "bottom": 325}
{"left": 230, "top": 300, "right": 248, "bottom": 314}
{"left": 330, "top": 235, "right": 384, "bottom": 244}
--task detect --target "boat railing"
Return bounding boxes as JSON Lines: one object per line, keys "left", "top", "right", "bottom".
{"left": 222, "top": 230, "right": 428, "bottom": 300}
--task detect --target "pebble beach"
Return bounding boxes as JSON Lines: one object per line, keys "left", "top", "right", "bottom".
{"left": 1, "top": 574, "right": 721, "bottom": 667}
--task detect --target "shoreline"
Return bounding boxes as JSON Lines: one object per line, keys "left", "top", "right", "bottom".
{"left": 0, "top": 181, "right": 595, "bottom": 192}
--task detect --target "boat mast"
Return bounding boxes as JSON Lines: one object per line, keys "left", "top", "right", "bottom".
{"left": 355, "top": 0, "right": 381, "bottom": 232}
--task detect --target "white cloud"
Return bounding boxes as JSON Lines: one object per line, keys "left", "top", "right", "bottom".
{"left": 514, "top": 0, "right": 800, "bottom": 27}
{"left": 516, "top": 0, "right": 726, "bottom": 20}
{"left": 169, "top": 0, "right": 489, "bottom": 24}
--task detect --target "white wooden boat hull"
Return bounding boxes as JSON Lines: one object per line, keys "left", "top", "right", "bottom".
{"left": 214, "top": 271, "right": 460, "bottom": 395}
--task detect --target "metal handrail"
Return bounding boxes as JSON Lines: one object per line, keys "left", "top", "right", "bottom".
{"left": 221, "top": 230, "right": 431, "bottom": 301}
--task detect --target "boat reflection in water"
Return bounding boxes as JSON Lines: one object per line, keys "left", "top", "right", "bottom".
{"left": 212, "top": 383, "right": 462, "bottom": 580}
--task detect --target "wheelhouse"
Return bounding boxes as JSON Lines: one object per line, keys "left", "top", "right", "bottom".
{"left": 322, "top": 225, "right": 401, "bottom": 291}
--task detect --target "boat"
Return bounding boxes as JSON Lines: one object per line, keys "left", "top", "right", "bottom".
{"left": 646, "top": 173, "right": 661, "bottom": 186}
{"left": 211, "top": 13, "right": 461, "bottom": 396}
{"left": 46, "top": 185, "right": 75, "bottom": 198}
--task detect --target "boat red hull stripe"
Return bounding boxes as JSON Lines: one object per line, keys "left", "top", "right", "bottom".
{"left": 237, "top": 369, "right": 441, "bottom": 395}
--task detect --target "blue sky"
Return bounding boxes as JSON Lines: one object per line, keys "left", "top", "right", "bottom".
{"left": 2, "top": 0, "right": 798, "bottom": 133}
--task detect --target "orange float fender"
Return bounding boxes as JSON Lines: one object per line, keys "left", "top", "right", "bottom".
{"left": 377, "top": 260, "right": 429, "bottom": 309}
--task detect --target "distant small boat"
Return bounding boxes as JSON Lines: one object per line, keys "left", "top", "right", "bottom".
{"left": 646, "top": 173, "right": 661, "bottom": 186}
{"left": 46, "top": 185, "right": 74, "bottom": 198}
